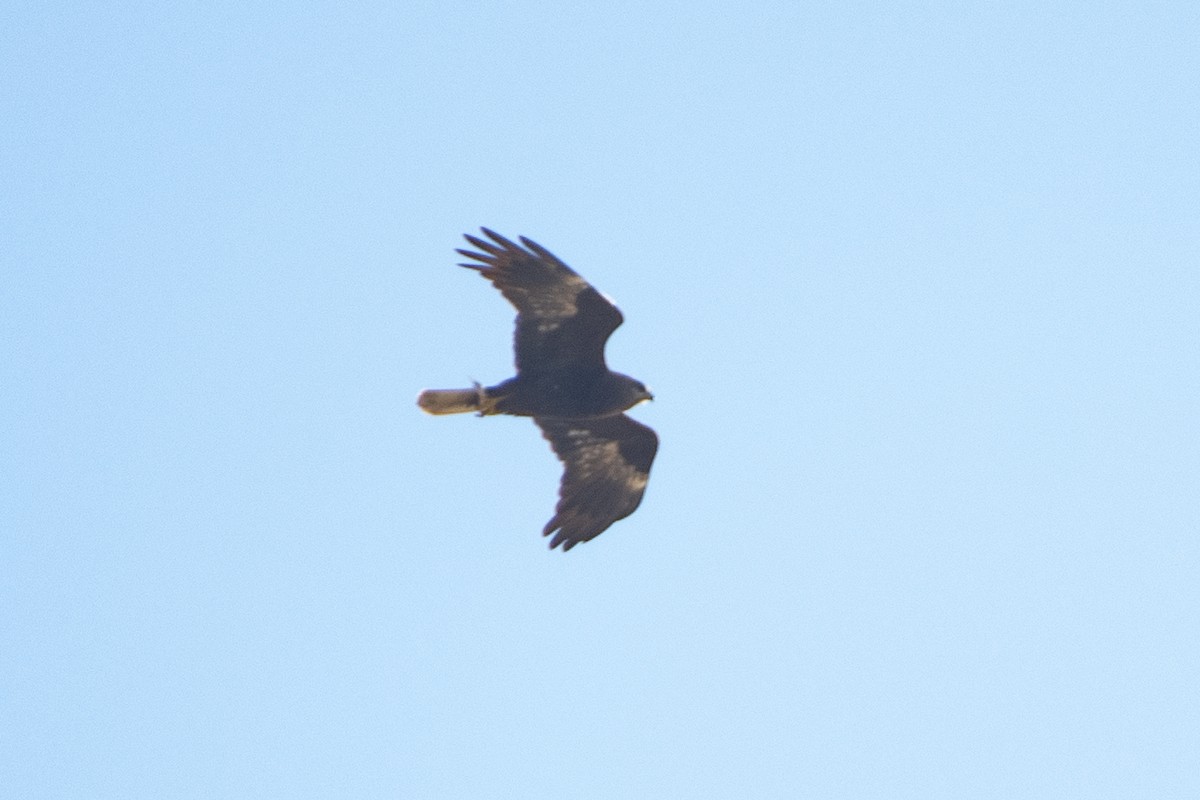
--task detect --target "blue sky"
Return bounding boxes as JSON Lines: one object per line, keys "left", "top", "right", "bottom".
{"left": 3, "top": 1, "right": 1198, "bottom": 797}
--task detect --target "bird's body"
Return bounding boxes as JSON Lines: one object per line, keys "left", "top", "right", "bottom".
{"left": 417, "top": 229, "right": 657, "bottom": 551}
{"left": 419, "top": 370, "right": 647, "bottom": 419}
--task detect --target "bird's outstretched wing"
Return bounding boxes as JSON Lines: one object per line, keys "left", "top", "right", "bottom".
{"left": 457, "top": 228, "right": 623, "bottom": 374}
{"left": 534, "top": 414, "right": 658, "bottom": 551}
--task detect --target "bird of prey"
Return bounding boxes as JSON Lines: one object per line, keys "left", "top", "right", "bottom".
{"left": 417, "top": 228, "right": 657, "bottom": 551}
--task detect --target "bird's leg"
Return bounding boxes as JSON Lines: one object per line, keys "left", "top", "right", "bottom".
{"left": 473, "top": 381, "right": 487, "bottom": 417}
{"left": 469, "top": 380, "right": 503, "bottom": 416}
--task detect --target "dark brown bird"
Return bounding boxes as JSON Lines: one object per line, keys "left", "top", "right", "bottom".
{"left": 418, "top": 229, "right": 657, "bottom": 551}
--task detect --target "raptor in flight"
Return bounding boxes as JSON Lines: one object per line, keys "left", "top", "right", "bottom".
{"left": 418, "top": 229, "right": 657, "bottom": 551}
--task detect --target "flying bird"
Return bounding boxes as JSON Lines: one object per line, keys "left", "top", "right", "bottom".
{"left": 417, "top": 228, "right": 657, "bottom": 551}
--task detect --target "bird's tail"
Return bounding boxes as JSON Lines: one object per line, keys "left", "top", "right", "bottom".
{"left": 416, "top": 384, "right": 497, "bottom": 415}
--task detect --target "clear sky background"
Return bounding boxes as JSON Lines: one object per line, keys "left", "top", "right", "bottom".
{"left": 3, "top": 2, "right": 1198, "bottom": 798}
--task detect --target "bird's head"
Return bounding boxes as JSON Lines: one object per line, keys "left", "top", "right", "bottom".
{"left": 615, "top": 374, "right": 654, "bottom": 410}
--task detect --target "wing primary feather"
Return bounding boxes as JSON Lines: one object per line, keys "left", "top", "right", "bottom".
{"left": 462, "top": 235, "right": 504, "bottom": 255}
{"left": 480, "top": 228, "right": 522, "bottom": 251}
{"left": 518, "top": 237, "right": 563, "bottom": 265}
{"left": 455, "top": 249, "right": 496, "bottom": 265}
